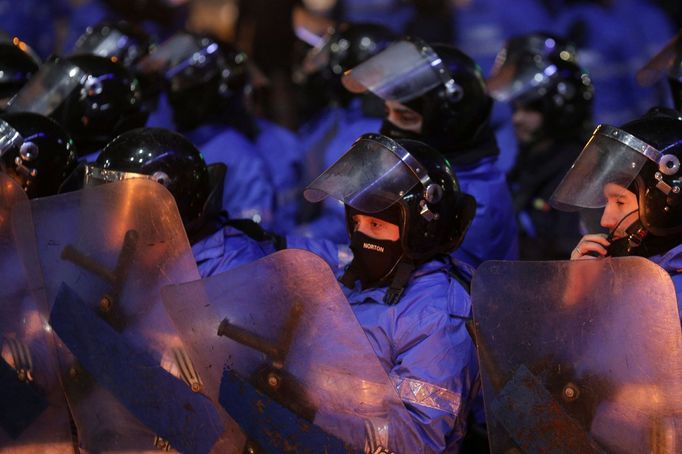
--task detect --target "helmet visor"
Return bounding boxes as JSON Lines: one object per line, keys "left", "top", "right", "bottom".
{"left": 341, "top": 40, "right": 450, "bottom": 103}
{"left": 300, "top": 29, "right": 334, "bottom": 76}
{"left": 487, "top": 57, "right": 555, "bottom": 102}
{"left": 6, "top": 59, "right": 86, "bottom": 115}
{"left": 0, "top": 119, "right": 23, "bottom": 157}
{"left": 303, "top": 134, "right": 428, "bottom": 213}
{"left": 84, "top": 165, "right": 155, "bottom": 187}
{"left": 72, "top": 29, "right": 129, "bottom": 60}
{"left": 137, "top": 33, "right": 219, "bottom": 90}
{"left": 550, "top": 125, "right": 660, "bottom": 211}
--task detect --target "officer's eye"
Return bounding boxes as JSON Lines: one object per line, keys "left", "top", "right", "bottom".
{"left": 398, "top": 111, "right": 419, "bottom": 124}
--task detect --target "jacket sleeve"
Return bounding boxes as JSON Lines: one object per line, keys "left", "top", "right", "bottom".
{"left": 386, "top": 281, "right": 480, "bottom": 453}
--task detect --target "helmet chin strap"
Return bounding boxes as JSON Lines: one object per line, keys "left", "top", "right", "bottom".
{"left": 606, "top": 208, "right": 640, "bottom": 242}
{"left": 606, "top": 209, "right": 648, "bottom": 256}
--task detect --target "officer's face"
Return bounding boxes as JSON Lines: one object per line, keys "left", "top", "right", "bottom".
{"left": 512, "top": 104, "right": 543, "bottom": 145}
{"left": 600, "top": 183, "right": 639, "bottom": 238}
{"left": 385, "top": 100, "right": 423, "bottom": 134}
{"left": 352, "top": 214, "right": 399, "bottom": 241}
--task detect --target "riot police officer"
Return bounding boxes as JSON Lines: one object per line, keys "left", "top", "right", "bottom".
{"left": 299, "top": 132, "right": 481, "bottom": 451}
{"left": 343, "top": 38, "right": 519, "bottom": 266}
{"left": 6, "top": 54, "right": 147, "bottom": 160}
{"left": 294, "top": 22, "right": 397, "bottom": 242}
{"left": 86, "top": 126, "right": 275, "bottom": 276}
{"left": 139, "top": 31, "right": 276, "bottom": 226}
{"left": 488, "top": 32, "right": 594, "bottom": 259}
{"left": 553, "top": 107, "right": 682, "bottom": 320}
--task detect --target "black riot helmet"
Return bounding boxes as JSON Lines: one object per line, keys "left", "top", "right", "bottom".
{"left": 551, "top": 108, "right": 682, "bottom": 255}
{"left": 0, "top": 39, "right": 40, "bottom": 101}
{"left": 71, "top": 21, "right": 159, "bottom": 116}
{"left": 490, "top": 31, "right": 578, "bottom": 74}
{"left": 488, "top": 32, "right": 593, "bottom": 137}
{"left": 304, "top": 133, "right": 476, "bottom": 301}
{"left": 0, "top": 112, "right": 78, "bottom": 198}
{"left": 71, "top": 20, "right": 154, "bottom": 68}
{"left": 343, "top": 39, "right": 493, "bottom": 153}
{"left": 138, "top": 31, "right": 249, "bottom": 132}
{"left": 6, "top": 55, "right": 147, "bottom": 157}
{"left": 298, "top": 22, "right": 397, "bottom": 106}
{"left": 86, "top": 127, "right": 212, "bottom": 232}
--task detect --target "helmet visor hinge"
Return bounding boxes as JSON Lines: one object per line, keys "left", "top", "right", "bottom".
{"left": 655, "top": 171, "right": 673, "bottom": 195}
{"left": 419, "top": 199, "right": 439, "bottom": 221}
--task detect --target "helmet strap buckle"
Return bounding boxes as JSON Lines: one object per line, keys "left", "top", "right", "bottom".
{"left": 419, "top": 199, "right": 440, "bottom": 221}
{"left": 654, "top": 171, "right": 675, "bottom": 195}
{"left": 383, "top": 261, "right": 415, "bottom": 305}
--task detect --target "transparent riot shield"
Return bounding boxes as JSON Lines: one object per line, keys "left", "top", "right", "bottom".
{"left": 471, "top": 258, "right": 682, "bottom": 454}
{"left": 29, "top": 179, "right": 237, "bottom": 453}
{"left": 161, "top": 249, "right": 421, "bottom": 453}
{"left": 0, "top": 174, "right": 73, "bottom": 453}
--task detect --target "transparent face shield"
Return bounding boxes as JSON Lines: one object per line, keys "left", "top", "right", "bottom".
{"left": 6, "top": 59, "right": 86, "bottom": 115}
{"left": 137, "top": 33, "right": 219, "bottom": 89}
{"left": 299, "top": 29, "right": 335, "bottom": 77}
{"left": 72, "top": 29, "right": 130, "bottom": 60}
{"left": 487, "top": 55, "right": 557, "bottom": 103}
{"left": 0, "top": 118, "right": 23, "bottom": 157}
{"left": 550, "top": 125, "right": 662, "bottom": 211}
{"left": 84, "top": 165, "right": 166, "bottom": 188}
{"left": 303, "top": 133, "right": 430, "bottom": 213}
{"left": 341, "top": 39, "right": 460, "bottom": 103}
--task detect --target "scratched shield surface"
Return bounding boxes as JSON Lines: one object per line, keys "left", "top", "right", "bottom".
{"left": 162, "top": 249, "right": 423, "bottom": 453}
{"left": 29, "top": 179, "right": 240, "bottom": 454}
{"left": 471, "top": 258, "right": 682, "bottom": 454}
{"left": 0, "top": 174, "right": 73, "bottom": 453}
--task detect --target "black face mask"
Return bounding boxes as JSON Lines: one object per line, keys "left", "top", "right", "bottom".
{"left": 379, "top": 119, "right": 422, "bottom": 142}
{"left": 349, "top": 230, "right": 403, "bottom": 289}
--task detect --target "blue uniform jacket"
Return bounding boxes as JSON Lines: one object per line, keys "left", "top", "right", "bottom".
{"left": 288, "top": 236, "right": 481, "bottom": 452}
{"left": 453, "top": 156, "right": 519, "bottom": 267}
{"left": 192, "top": 226, "right": 277, "bottom": 278}
{"left": 194, "top": 229, "right": 481, "bottom": 451}
{"left": 255, "top": 118, "right": 303, "bottom": 234}
{"left": 186, "top": 124, "right": 276, "bottom": 228}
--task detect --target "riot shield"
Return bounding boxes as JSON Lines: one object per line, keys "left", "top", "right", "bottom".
{"left": 0, "top": 174, "right": 73, "bottom": 453}
{"left": 162, "top": 249, "right": 421, "bottom": 453}
{"left": 29, "top": 179, "right": 237, "bottom": 453}
{"left": 471, "top": 258, "right": 682, "bottom": 454}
